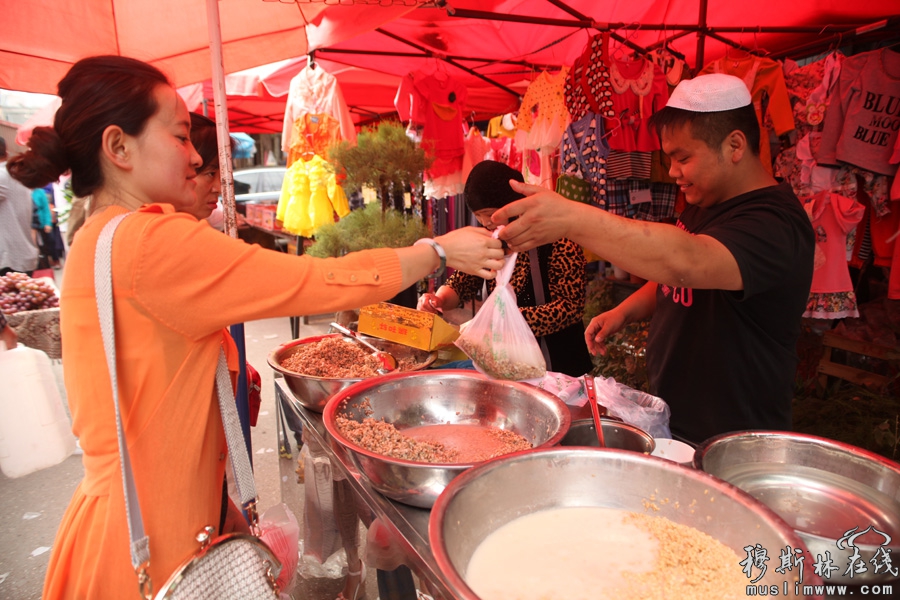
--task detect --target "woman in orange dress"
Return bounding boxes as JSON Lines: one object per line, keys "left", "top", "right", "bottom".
{"left": 8, "top": 55, "right": 504, "bottom": 600}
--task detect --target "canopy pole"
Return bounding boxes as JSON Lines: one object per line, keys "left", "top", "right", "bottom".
{"left": 206, "top": 0, "right": 251, "bottom": 464}
{"left": 696, "top": 0, "right": 709, "bottom": 71}
{"left": 205, "top": 0, "right": 236, "bottom": 240}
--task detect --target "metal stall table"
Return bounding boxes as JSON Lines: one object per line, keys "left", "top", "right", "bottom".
{"left": 275, "top": 378, "right": 458, "bottom": 599}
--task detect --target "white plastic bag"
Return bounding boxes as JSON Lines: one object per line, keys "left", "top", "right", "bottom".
{"left": 258, "top": 503, "right": 300, "bottom": 595}
{"left": 592, "top": 374, "right": 672, "bottom": 439}
{"left": 455, "top": 252, "right": 546, "bottom": 380}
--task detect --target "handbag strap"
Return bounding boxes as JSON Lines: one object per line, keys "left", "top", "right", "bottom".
{"left": 96, "top": 212, "right": 150, "bottom": 573}
{"left": 527, "top": 248, "right": 552, "bottom": 371}
{"left": 94, "top": 213, "right": 261, "bottom": 577}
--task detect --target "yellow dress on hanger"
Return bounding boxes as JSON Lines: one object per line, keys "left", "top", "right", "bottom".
{"left": 277, "top": 154, "right": 350, "bottom": 237}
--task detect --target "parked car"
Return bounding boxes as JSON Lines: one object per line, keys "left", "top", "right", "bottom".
{"left": 232, "top": 166, "right": 287, "bottom": 214}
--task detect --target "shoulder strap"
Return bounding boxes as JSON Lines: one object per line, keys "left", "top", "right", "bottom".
{"left": 95, "top": 212, "right": 150, "bottom": 573}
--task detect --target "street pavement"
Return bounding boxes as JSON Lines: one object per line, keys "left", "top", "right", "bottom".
{"left": 0, "top": 313, "right": 383, "bottom": 600}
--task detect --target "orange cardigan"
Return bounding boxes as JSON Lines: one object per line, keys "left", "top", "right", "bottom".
{"left": 43, "top": 204, "right": 402, "bottom": 599}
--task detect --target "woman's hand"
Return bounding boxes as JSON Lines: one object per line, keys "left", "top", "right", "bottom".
{"left": 584, "top": 309, "right": 628, "bottom": 356}
{"left": 434, "top": 227, "right": 505, "bottom": 279}
{"left": 417, "top": 292, "right": 443, "bottom": 314}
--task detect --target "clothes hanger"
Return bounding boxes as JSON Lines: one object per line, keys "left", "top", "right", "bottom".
{"left": 600, "top": 110, "right": 627, "bottom": 141}
{"left": 307, "top": 49, "right": 317, "bottom": 70}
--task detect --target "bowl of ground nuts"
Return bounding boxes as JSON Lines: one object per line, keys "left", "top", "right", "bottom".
{"left": 323, "top": 370, "right": 571, "bottom": 508}
{"left": 268, "top": 333, "right": 437, "bottom": 412}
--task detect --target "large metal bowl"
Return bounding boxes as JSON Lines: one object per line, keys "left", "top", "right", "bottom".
{"left": 267, "top": 333, "right": 436, "bottom": 412}
{"left": 430, "top": 448, "right": 822, "bottom": 599}
{"left": 322, "top": 370, "right": 570, "bottom": 508}
{"left": 696, "top": 431, "right": 900, "bottom": 585}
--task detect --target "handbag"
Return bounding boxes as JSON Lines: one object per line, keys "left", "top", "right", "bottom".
{"left": 94, "top": 213, "right": 281, "bottom": 600}
{"left": 555, "top": 173, "right": 592, "bottom": 204}
{"left": 246, "top": 362, "right": 262, "bottom": 427}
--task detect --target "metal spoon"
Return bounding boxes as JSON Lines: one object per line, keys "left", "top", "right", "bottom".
{"left": 330, "top": 322, "right": 399, "bottom": 373}
{"left": 583, "top": 375, "right": 606, "bottom": 448}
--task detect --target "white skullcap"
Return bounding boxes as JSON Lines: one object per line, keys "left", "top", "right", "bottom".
{"left": 666, "top": 73, "right": 752, "bottom": 112}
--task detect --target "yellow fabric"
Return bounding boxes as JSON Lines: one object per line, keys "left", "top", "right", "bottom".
{"left": 431, "top": 102, "right": 458, "bottom": 121}
{"left": 486, "top": 114, "right": 516, "bottom": 139}
{"left": 43, "top": 204, "right": 402, "bottom": 599}
{"left": 277, "top": 154, "right": 350, "bottom": 237}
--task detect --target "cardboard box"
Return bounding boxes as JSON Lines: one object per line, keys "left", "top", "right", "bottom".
{"left": 259, "top": 205, "right": 282, "bottom": 231}
{"left": 358, "top": 302, "right": 459, "bottom": 351}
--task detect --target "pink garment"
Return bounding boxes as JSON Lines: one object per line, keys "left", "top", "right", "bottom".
{"left": 462, "top": 127, "right": 489, "bottom": 181}
{"left": 485, "top": 136, "right": 523, "bottom": 172}
{"left": 281, "top": 66, "right": 356, "bottom": 152}
{"left": 805, "top": 192, "right": 865, "bottom": 293}
{"left": 604, "top": 57, "right": 668, "bottom": 152}
{"left": 817, "top": 48, "right": 900, "bottom": 176}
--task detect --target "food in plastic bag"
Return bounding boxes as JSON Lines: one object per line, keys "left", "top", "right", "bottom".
{"left": 590, "top": 374, "right": 672, "bottom": 439}
{"left": 454, "top": 252, "right": 546, "bottom": 380}
{"left": 258, "top": 503, "right": 300, "bottom": 594}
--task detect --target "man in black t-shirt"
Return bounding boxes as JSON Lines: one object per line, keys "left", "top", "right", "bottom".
{"left": 491, "top": 74, "right": 814, "bottom": 445}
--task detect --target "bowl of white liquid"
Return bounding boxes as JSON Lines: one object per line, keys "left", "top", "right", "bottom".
{"left": 429, "top": 447, "right": 823, "bottom": 600}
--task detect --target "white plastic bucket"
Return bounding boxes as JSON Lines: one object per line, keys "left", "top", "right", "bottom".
{"left": 0, "top": 345, "right": 76, "bottom": 478}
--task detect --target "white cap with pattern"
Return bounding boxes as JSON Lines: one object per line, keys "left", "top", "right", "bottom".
{"left": 666, "top": 73, "right": 752, "bottom": 112}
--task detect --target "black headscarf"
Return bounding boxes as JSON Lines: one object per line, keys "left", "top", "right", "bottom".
{"left": 464, "top": 160, "right": 525, "bottom": 211}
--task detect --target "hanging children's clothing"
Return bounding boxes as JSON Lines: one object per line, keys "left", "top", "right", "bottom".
{"left": 700, "top": 53, "right": 795, "bottom": 175}
{"left": 401, "top": 71, "right": 468, "bottom": 197}
{"left": 564, "top": 32, "right": 616, "bottom": 123}
{"left": 286, "top": 113, "right": 343, "bottom": 165}
{"left": 774, "top": 52, "right": 844, "bottom": 198}
{"left": 560, "top": 112, "right": 609, "bottom": 209}
{"left": 485, "top": 135, "right": 523, "bottom": 172}
{"left": 603, "top": 56, "right": 668, "bottom": 152}
{"left": 817, "top": 48, "right": 900, "bottom": 177}
{"left": 276, "top": 154, "right": 350, "bottom": 237}
{"left": 516, "top": 68, "right": 571, "bottom": 152}
{"left": 802, "top": 192, "right": 866, "bottom": 319}
{"left": 516, "top": 68, "right": 571, "bottom": 187}
{"left": 462, "top": 126, "right": 489, "bottom": 182}
{"left": 486, "top": 113, "right": 517, "bottom": 138}
{"left": 281, "top": 65, "right": 356, "bottom": 156}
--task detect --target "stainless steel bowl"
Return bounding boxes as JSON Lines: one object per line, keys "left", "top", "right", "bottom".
{"left": 696, "top": 431, "right": 900, "bottom": 585}
{"left": 560, "top": 417, "right": 655, "bottom": 453}
{"left": 430, "top": 448, "right": 822, "bottom": 599}
{"left": 267, "top": 333, "right": 437, "bottom": 412}
{"left": 322, "top": 370, "right": 570, "bottom": 508}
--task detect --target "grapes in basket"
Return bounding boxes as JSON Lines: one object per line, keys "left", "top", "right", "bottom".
{"left": 0, "top": 272, "right": 60, "bottom": 314}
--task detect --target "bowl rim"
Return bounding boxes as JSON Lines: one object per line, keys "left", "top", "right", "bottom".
{"left": 694, "top": 429, "right": 900, "bottom": 554}
{"left": 694, "top": 429, "right": 900, "bottom": 476}
{"left": 562, "top": 418, "right": 657, "bottom": 453}
{"left": 267, "top": 332, "right": 436, "bottom": 382}
{"left": 322, "top": 369, "right": 572, "bottom": 468}
{"left": 429, "top": 446, "right": 820, "bottom": 600}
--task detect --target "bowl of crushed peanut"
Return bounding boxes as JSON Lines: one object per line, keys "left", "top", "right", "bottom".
{"left": 323, "top": 369, "right": 570, "bottom": 508}
{"left": 268, "top": 333, "right": 437, "bottom": 412}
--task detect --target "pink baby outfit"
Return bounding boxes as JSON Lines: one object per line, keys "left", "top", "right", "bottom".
{"left": 802, "top": 192, "right": 866, "bottom": 319}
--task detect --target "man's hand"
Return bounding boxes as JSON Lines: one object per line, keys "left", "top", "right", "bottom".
{"left": 491, "top": 179, "right": 580, "bottom": 252}
{"left": 584, "top": 310, "right": 628, "bottom": 356}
